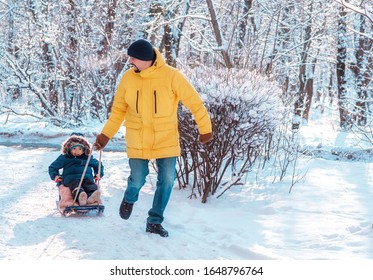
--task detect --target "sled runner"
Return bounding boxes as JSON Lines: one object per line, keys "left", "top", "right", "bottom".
{"left": 55, "top": 146, "right": 105, "bottom": 216}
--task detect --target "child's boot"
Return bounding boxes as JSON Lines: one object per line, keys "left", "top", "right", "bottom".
{"left": 78, "top": 192, "right": 88, "bottom": 206}
{"left": 87, "top": 190, "right": 100, "bottom": 204}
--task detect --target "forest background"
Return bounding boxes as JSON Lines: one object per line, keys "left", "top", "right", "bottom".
{"left": 0, "top": 0, "right": 372, "bottom": 200}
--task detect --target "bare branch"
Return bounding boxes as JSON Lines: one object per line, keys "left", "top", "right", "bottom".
{"left": 334, "top": 0, "right": 373, "bottom": 23}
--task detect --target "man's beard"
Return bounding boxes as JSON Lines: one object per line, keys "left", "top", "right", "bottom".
{"left": 130, "top": 63, "right": 140, "bottom": 72}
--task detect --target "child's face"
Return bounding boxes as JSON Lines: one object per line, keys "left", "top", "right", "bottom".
{"left": 71, "top": 146, "right": 84, "bottom": 156}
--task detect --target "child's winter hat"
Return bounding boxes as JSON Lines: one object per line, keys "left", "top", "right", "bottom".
{"left": 127, "top": 39, "right": 155, "bottom": 61}
{"left": 62, "top": 134, "right": 91, "bottom": 156}
{"left": 69, "top": 143, "right": 85, "bottom": 152}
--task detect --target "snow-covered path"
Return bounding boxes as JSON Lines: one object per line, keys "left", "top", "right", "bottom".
{"left": 258, "top": 159, "right": 373, "bottom": 259}
{"left": 1, "top": 145, "right": 373, "bottom": 260}
{"left": 0, "top": 146, "right": 269, "bottom": 260}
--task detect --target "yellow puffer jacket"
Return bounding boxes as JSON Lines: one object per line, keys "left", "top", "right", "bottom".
{"left": 101, "top": 48, "right": 212, "bottom": 159}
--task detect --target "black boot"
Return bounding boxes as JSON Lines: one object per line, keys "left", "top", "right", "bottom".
{"left": 119, "top": 200, "right": 133, "bottom": 220}
{"left": 146, "top": 222, "right": 169, "bottom": 237}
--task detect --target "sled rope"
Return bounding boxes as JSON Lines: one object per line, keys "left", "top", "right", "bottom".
{"left": 97, "top": 149, "right": 102, "bottom": 191}
{"left": 71, "top": 146, "right": 102, "bottom": 205}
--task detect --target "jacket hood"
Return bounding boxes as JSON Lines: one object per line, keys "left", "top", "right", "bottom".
{"left": 153, "top": 48, "right": 165, "bottom": 68}
{"left": 62, "top": 135, "right": 91, "bottom": 156}
{"left": 135, "top": 48, "right": 166, "bottom": 78}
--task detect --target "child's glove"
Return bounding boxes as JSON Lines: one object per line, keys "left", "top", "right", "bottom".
{"left": 54, "top": 176, "right": 62, "bottom": 183}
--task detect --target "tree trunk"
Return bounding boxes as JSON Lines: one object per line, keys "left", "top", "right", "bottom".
{"left": 97, "top": 0, "right": 118, "bottom": 59}
{"left": 336, "top": 6, "right": 350, "bottom": 128}
{"left": 236, "top": 0, "right": 255, "bottom": 66}
{"left": 28, "top": 0, "right": 58, "bottom": 115}
{"left": 6, "top": 7, "right": 21, "bottom": 101}
{"left": 93, "top": 0, "right": 119, "bottom": 118}
{"left": 351, "top": 14, "right": 371, "bottom": 126}
{"left": 163, "top": 6, "right": 178, "bottom": 67}
{"left": 63, "top": 0, "right": 80, "bottom": 117}
{"left": 206, "top": 0, "right": 233, "bottom": 68}
{"left": 294, "top": 3, "right": 313, "bottom": 126}
{"left": 162, "top": 1, "right": 190, "bottom": 67}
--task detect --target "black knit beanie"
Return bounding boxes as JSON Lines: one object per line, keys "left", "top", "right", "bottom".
{"left": 127, "top": 39, "right": 155, "bottom": 61}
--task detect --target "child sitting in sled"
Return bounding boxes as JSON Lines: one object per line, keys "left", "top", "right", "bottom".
{"left": 48, "top": 133, "right": 104, "bottom": 206}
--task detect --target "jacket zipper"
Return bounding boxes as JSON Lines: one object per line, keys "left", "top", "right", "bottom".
{"left": 154, "top": 90, "right": 157, "bottom": 114}
{"left": 136, "top": 90, "right": 139, "bottom": 114}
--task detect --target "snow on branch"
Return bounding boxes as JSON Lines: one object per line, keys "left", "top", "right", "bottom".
{"left": 177, "top": 66, "right": 285, "bottom": 202}
{"left": 334, "top": 0, "right": 373, "bottom": 23}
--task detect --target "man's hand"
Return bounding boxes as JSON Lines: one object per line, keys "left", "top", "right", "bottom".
{"left": 199, "top": 132, "right": 213, "bottom": 144}
{"left": 93, "top": 133, "right": 110, "bottom": 151}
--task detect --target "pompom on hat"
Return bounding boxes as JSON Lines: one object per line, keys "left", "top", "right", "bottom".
{"left": 127, "top": 39, "right": 155, "bottom": 61}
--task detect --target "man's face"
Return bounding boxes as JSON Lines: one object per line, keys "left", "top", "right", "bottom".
{"left": 129, "top": 57, "right": 153, "bottom": 72}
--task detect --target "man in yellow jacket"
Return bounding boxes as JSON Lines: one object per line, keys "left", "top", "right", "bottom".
{"left": 94, "top": 39, "right": 212, "bottom": 237}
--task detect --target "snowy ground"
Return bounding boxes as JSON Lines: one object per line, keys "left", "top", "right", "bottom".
{"left": 1, "top": 109, "right": 373, "bottom": 278}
